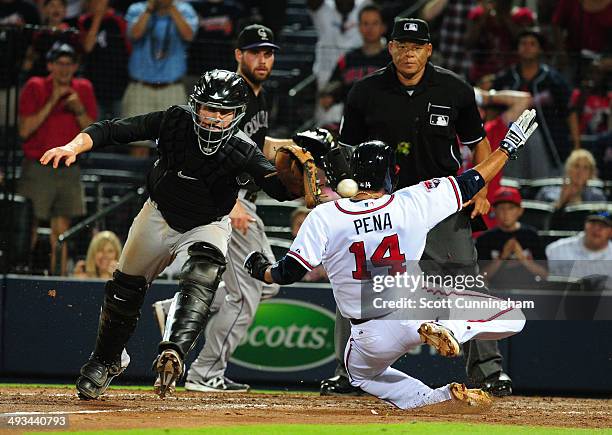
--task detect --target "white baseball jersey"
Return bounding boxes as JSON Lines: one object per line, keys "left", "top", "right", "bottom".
{"left": 288, "top": 177, "right": 463, "bottom": 319}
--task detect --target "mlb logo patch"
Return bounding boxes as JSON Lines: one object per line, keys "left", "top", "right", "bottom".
{"left": 430, "top": 114, "right": 449, "bottom": 126}
{"left": 423, "top": 179, "right": 441, "bottom": 191}
{"left": 404, "top": 23, "right": 418, "bottom": 31}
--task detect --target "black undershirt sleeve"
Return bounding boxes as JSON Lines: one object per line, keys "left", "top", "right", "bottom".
{"left": 270, "top": 255, "right": 309, "bottom": 285}
{"left": 454, "top": 169, "right": 485, "bottom": 202}
{"left": 84, "top": 111, "right": 165, "bottom": 149}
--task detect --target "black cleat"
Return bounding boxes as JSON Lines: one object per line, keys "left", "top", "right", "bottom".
{"left": 76, "top": 357, "right": 127, "bottom": 400}
{"left": 320, "top": 375, "right": 364, "bottom": 396}
{"left": 480, "top": 372, "right": 513, "bottom": 397}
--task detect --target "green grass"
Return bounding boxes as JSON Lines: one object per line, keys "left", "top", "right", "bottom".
{"left": 36, "top": 422, "right": 612, "bottom": 435}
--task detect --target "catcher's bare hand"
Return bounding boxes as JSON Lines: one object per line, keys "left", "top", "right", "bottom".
{"left": 40, "top": 143, "right": 78, "bottom": 168}
{"left": 229, "top": 200, "right": 256, "bottom": 235}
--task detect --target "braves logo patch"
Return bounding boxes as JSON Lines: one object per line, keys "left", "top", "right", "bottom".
{"left": 423, "top": 179, "right": 441, "bottom": 191}
{"left": 430, "top": 114, "right": 449, "bottom": 126}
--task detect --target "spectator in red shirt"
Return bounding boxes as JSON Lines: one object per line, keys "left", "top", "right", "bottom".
{"left": 553, "top": 0, "right": 612, "bottom": 82}
{"left": 465, "top": 0, "right": 535, "bottom": 83}
{"left": 469, "top": 79, "right": 532, "bottom": 229}
{"left": 568, "top": 55, "right": 612, "bottom": 150}
{"left": 17, "top": 42, "right": 97, "bottom": 275}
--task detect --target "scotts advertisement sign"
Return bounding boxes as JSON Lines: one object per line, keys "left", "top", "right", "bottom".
{"left": 231, "top": 299, "right": 335, "bottom": 372}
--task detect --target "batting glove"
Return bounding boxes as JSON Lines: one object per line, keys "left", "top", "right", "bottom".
{"left": 244, "top": 251, "right": 272, "bottom": 282}
{"left": 499, "top": 109, "right": 538, "bottom": 160}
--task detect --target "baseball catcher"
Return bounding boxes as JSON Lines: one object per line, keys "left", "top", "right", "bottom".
{"left": 40, "top": 69, "right": 303, "bottom": 400}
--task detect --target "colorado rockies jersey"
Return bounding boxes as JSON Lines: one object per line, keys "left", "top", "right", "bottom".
{"left": 287, "top": 177, "right": 462, "bottom": 319}
{"left": 240, "top": 84, "right": 268, "bottom": 150}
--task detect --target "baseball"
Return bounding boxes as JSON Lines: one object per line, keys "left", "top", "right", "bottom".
{"left": 337, "top": 178, "right": 358, "bottom": 198}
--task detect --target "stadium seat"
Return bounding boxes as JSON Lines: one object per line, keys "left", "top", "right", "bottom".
{"left": 519, "top": 200, "right": 555, "bottom": 230}
{"left": 255, "top": 198, "right": 302, "bottom": 227}
{"left": 549, "top": 202, "right": 612, "bottom": 231}
{"left": 0, "top": 194, "right": 33, "bottom": 272}
{"left": 537, "top": 230, "right": 578, "bottom": 253}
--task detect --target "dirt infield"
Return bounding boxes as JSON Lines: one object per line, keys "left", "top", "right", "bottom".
{"left": 0, "top": 387, "right": 611, "bottom": 433}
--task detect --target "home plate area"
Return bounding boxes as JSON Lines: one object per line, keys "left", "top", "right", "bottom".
{"left": 0, "top": 387, "right": 610, "bottom": 433}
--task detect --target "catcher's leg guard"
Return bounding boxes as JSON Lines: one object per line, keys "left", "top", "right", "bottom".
{"left": 77, "top": 271, "right": 148, "bottom": 400}
{"left": 155, "top": 242, "right": 225, "bottom": 395}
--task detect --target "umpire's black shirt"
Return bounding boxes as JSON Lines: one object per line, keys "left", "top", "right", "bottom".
{"left": 339, "top": 62, "right": 486, "bottom": 188}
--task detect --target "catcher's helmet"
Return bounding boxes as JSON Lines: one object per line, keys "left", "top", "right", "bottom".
{"left": 351, "top": 140, "right": 398, "bottom": 193}
{"left": 189, "top": 69, "right": 249, "bottom": 155}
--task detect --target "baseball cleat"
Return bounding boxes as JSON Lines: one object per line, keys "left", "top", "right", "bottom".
{"left": 450, "top": 382, "right": 492, "bottom": 407}
{"left": 76, "top": 351, "right": 130, "bottom": 400}
{"left": 481, "top": 371, "right": 513, "bottom": 397}
{"left": 185, "top": 376, "right": 250, "bottom": 393}
{"left": 154, "top": 349, "right": 183, "bottom": 399}
{"left": 320, "top": 375, "right": 364, "bottom": 396}
{"left": 154, "top": 375, "right": 176, "bottom": 396}
{"left": 418, "top": 322, "right": 460, "bottom": 357}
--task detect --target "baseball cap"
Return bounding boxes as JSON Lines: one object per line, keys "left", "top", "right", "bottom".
{"left": 492, "top": 187, "right": 522, "bottom": 207}
{"left": 517, "top": 27, "right": 546, "bottom": 49}
{"left": 237, "top": 24, "right": 280, "bottom": 51}
{"left": 390, "top": 18, "right": 431, "bottom": 44}
{"left": 585, "top": 211, "right": 612, "bottom": 227}
{"left": 46, "top": 41, "right": 77, "bottom": 62}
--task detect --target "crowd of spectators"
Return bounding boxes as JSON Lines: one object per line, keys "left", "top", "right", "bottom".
{"left": 0, "top": 0, "right": 610, "bottom": 285}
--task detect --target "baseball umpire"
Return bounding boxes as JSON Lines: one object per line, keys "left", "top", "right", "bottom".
{"left": 243, "top": 109, "right": 537, "bottom": 409}
{"left": 40, "top": 69, "right": 309, "bottom": 400}
{"left": 333, "top": 17, "right": 511, "bottom": 396}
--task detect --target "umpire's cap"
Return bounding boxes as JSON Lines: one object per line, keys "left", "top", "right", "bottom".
{"left": 391, "top": 18, "right": 431, "bottom": 44}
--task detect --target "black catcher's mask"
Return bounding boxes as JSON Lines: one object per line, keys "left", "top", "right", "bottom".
{"left": 189, "top": 69, "right": 249, "bottom": 155}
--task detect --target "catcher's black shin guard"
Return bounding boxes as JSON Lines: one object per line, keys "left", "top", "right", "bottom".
{"left": 77, "top": 271, "right": 148, "bottom": 400}
{"left": 158, "top": 242, "right": 226, "bottom": 358}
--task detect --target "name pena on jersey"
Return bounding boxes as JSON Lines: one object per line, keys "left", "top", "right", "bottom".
{"left": 354, "top": 212, "right": 393, "bottom": 235}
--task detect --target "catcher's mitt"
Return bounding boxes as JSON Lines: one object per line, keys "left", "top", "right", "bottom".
{"left": 275, "top": 144, "right": 321, "bottom": 208}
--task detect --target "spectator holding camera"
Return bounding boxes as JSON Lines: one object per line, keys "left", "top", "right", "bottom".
{"left": 73, "top": 230, "right": 122, "bottom": 279}
{"left": 122, "top": 0, "right": 197, "bottom": 156}
{"left": 17, "top": 42, "right": 97, "bottom": 275}
{"left": 535, "top": 149, "right": 606, "bottom": 209}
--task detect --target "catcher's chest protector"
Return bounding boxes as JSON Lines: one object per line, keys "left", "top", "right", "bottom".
{"left": 147, "top": 106, "right": 256, "bottom": 231}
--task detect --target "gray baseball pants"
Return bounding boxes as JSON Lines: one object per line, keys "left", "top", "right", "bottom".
{"left": 186, "top": 196, "right": 279, "bottom": 382}
{"left": 333, "top": 211, "right": 503, "bottom": 383}
{"left": 118, "top": 198, "right": 231, "bottom": 282}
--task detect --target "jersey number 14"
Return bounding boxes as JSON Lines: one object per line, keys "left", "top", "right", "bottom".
{"left": 348, "top": 234, "right": 407, "bottom": 280}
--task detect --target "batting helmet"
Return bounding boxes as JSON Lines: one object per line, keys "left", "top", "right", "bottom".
{"left": 189, "top": 69, "right": 249, "bottom": 155}
{"left": 351, "top": 140, "right": 398, "bottom": 194}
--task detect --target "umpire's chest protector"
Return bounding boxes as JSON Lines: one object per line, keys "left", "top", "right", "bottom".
{"left": 147, "top": 105, "right": 255, "bottom": 232}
